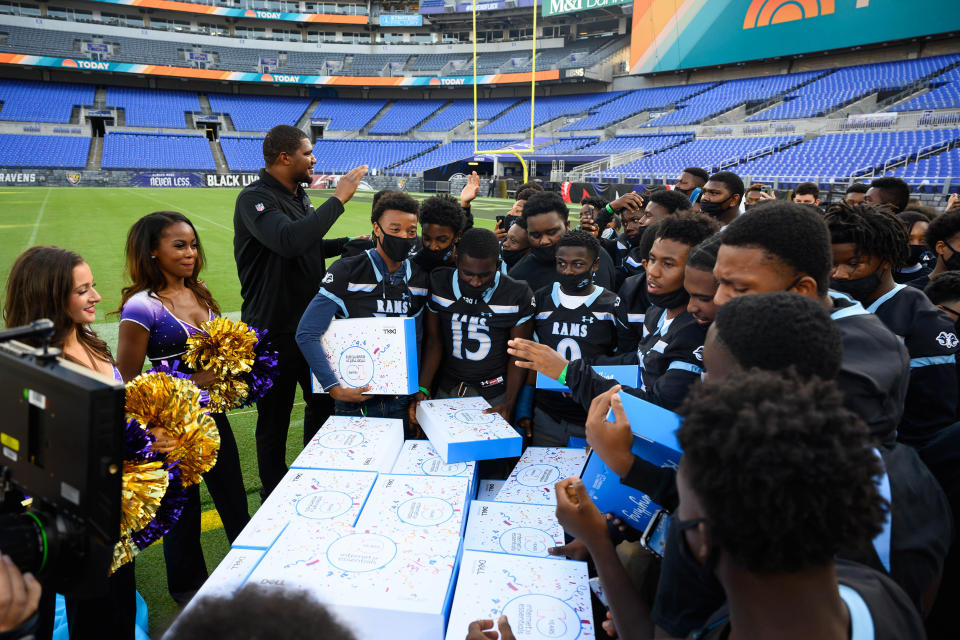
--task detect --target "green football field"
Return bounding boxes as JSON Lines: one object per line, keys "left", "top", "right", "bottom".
{"left": 0, "top": 186, "right": 514, "bottom": 637}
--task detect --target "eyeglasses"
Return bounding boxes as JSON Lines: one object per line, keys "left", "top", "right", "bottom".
{"left": 674, "top": 516, "right": 707, "bottom": 533}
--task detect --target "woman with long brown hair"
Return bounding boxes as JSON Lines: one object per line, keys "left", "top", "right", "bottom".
{"left": 115, "top": 211, "right": 249, "bottom": 604}
{"left": 3, "top": 245, "right": 136, "bottom": 639}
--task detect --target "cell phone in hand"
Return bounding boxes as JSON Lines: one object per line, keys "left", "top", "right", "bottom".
{"left": 640, "top": 509, "right": 670, "bottom": 557}
{"left": 496, "top": 215, "right": 505, "bottom": 226}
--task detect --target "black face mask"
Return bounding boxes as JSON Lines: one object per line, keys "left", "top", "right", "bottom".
{"left": 943, "top": 240, "right": 960, "bottom": 271}
{"left": 530, "top": 243, "right": 557, "bottom": 265}
{"left": 458, "top": 276, "right": 493, "bottom": 299}
{"left": 501, "top": 247, "right": 528, "bottom": 269}
{"left": 698, "top": 199, "right": 729, "bottom": 220}
{"left": 907, "top": 244, "right": 926, "bottom": 266}
{"left": 672, "top": 515, "right": 719, "bottom": 584}
{"left": 559, "top": 271, "right": 593, "bottom": 294}
{"left": 830, "top": 269, "right": 883, "bottom": 302}
{"left": 416, "top": 245, "right": 453, "bottom": 270}
{"left": 377, "top": 225, "right": 416, "bottom": 263}
{"left": 648, "top": 287, "right": 690, "bottom": 310}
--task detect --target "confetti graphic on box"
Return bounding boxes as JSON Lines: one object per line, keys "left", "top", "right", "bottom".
{"left": 497, "top": 448, "right": 589, "bottom": 505}
{"left": 291, "top": 416, "right": 403, "bottom": 472}
{"left": 313, "top": 317, "right": 418, "bottom": 395}
{"left": 391, "top": 440, "right": 476, "bottom": 478}
{"left": 463, "top": 501, "right": 564, "bottom": 558}
{"left": 416, "top": 397, "right": 522, "bottom": 463}
{"left": 445, "top": 550, "right": 594, "bottom": 640}
{"left": 355, "top": 474, "right": 470, "bottom": 536}
{"left": 232, "top": 468, "right": 376, "bottom": 549}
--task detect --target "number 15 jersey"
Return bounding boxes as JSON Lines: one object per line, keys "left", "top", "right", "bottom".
{"left": 427, "top": 268, "right": 535, "bottom": 386}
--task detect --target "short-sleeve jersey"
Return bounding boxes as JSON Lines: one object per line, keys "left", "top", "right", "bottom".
{"left": 427, "top": 268, "right": 535, "bottom": 385}
{"left": 534, "top": 282, "right": 621, "bottom": 422}
{"left": 318, "top": 248, "right": 429, "bottom": 320}
{"left": 120, "top": 290, "right": 214, "bottom": 365}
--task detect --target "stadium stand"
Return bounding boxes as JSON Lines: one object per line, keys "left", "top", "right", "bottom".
{"left": 418, "top": 98, "right": 522, "bottom": 132}
{"left": 0, "top": 79, "right": 95, "bottom": 123}
{"left": 642, "top": 71, "right": 827, "bottom": 127}
{"left": 105, "top": 86, "right": 202, "bottom": 128}
{"left": 595, "top": 136, "right": 802, "bottom": 179}
{"left": 388, "top": 139, "right": 522, "bottom": 174}
{"left": 0, "top": 133, "right": 89, "bottom": 169}
{"left": 574, "top": 133, "right": 694, "bottom": 156}
{"left": 311, "top": 99, "right": 388, "bottom": 131}
{"left": 733, "top": 129, "right": 960, "bottom": 181}
{"left": 560, "top": 83, "right": 716, "bottom": 131}
{"left": 748, "top": 54, "right": 960, "bottom": 121}
{"left": 888, "top": 147, "right": 960, "bottom": 189}
{"left": 219, "top": 136, "right": 266, "bottom": 172}
{"left": 530, "top": 138, "right": 601, "bottom": 156}
{"left": 480, "top": 92, "right": 628, "bottom": 134}
{"left": 367, "top": 99, "right": 449, "bottom": 135}
{"left": 892, "top": 68, "right": 960, "bottom": 112}
{"left": 221, "top": 136, "right": 439, "bottom": 172}
{"left": 207, "top": 94, "right": 313, "bottom": 132}
{"left": 101, "top": 132, "right": 216, "bottom": 170}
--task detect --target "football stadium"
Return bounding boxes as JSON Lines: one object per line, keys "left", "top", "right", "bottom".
{"left": 1, "top": 0, "right": 959, "bottom": 638}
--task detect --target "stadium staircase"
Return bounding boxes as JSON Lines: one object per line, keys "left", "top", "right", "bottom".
{"left": 85, "top": 136, "right": 103, "bottom": 171}
{"left": 878, "top": 59, "right": 960, "bottom": 111}
{"left": 93, "top": 88, "right": 106, "bottom": 110}
{"left": 743, "top": 73, "right": 828, "bottom": 119}
{"left": 383, "top": 140, "right": 445, "bottom": 171}
{"left": 561, "top": 135, "right": 693, "bottom": 182}
{"left": 298, "top": 100, "right": 322, "bottom": 130}
{"left": 360, "top": 101, "right": 395, "bottom": 135}
{"left": 209, "top": 139, "right": 229, "bottom": 174}
{"left": 197, "top": 94, "right": 214, "bottom": 116}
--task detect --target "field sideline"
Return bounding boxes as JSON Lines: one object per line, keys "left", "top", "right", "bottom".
{"left": 0, "top": 185, "right": 515, "bottom": 636}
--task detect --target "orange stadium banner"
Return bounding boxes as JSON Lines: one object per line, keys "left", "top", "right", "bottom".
{"left": 85, "top": 0, "right": 367, "bottom": 24}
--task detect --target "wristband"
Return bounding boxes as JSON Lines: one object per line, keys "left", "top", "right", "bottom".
{"left": 557, "top": 364, "right": 569, "bottom": 386}
{"left": 515, "top": 384, "right": 535, "bottom": 421}
{"left": 418, "top": 386, "right": 431, "bottom": 397}
{"left": 605, "top": 204, "right": 616, "bottom": 215}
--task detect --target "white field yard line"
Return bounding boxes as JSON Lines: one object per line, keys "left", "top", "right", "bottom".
{"left": 24, "top": 187, "right": 52, "bottom": 249}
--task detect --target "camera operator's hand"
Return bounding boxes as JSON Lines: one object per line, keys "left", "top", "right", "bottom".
{"left": 334, "top": 165, "right": 369, "bottom": 205}
{"left": 0, "top": 555, "right": 41, "bottom": 633}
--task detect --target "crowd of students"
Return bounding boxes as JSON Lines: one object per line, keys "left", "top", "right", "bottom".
{"left": 3, "top": 123, "right": 960, "bottom": 639}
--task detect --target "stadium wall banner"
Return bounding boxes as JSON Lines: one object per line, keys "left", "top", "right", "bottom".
{"left": 0, "top": 54, "right": 559, "bottom": 86}
{"left": 130, "top": 172, "right": 205, "bottom": 188}
{"left": 379, "top": 14, "right": 424, "bottom": 27}
{"left": 206, "top": 173, "right": 261, "bottom": 188}
{"left": 543, "top": 0, "right": 630, "bottom": 18}
{"left": 630, "top": 0, "right": 960, "bottom": 74}
{"left": 559, "top": 182, "right": 602, "bottom": 204}
{"left": 86, "top": 0, "right": 367, "bottom": 24}
{"left": 0, "top": 172, "right": 38, "bottom": 184}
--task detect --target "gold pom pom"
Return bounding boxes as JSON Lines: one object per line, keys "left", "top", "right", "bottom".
{"left": 120, "top": 459, "right": 169, "bottom": 533}
{"left": 184, "top": 317, "right": 259, "bottom": 411}
{"left": 125, "top": 372, "right": 221, "bottom": 487}
{"left": 110, "top": 535, "right": 138, "bottom": 574}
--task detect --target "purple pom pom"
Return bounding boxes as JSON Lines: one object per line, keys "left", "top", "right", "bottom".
{"left": 131, "top": 462, "right": 188, "bottom": 550}
{"left": 124, "top": 419, "right": 159, "bottom": 463}
{"left": 240, "top": 327, "right": 279, "bottom": 408}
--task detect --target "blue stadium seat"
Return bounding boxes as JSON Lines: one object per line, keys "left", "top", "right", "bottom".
{"left": 207, "top": 94, "right": 313, "bottom": 132}
{"left": 388, "top": 139, "right": 522, "bottom": 173}
{"left": 560, "top": 84, "right": 715, "bottom": 131}
{"left": 311, "top": 99, "right": 388, "bottom": 131}
{"left": 368, "top": 99, "right": 449, "bottom": 135}
{"left": 0, "top": 79, "right": 94, "bottom": 123}
{"left": 105, "top": 87, "right": 202, "bottom": 128}
{"left": 481, "top": 93, "right": 628, "bottom": 134}
{"left": 102, "top": 132, "right": 215, "bottom": 170}
{"left": 0, "top": 134, "right": 89, "bottom": 168}
{"left": 893, "top": 68, "right": 960, "bottom": 112}
{"left": 419, "top": 99, "right": 521, "bottom": 132}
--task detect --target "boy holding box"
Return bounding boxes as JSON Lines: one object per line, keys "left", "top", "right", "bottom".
{"left": 297, "top": 191, "right": 428, "bottom": 424}
{"left": 413, "top": 228, "right": 535, "bottom": 424}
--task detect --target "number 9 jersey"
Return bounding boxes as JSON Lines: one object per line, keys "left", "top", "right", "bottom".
{"left": 427, "top": 267, "right": 536, "bottom": 386}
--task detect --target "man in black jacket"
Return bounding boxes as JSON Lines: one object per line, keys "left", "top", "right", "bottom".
{"left": 234, "top": 124, "right": 367, "bottom": 498}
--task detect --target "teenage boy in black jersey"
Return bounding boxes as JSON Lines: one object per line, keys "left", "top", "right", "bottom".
{"left": 511, "top": 214, "right": 719, "bottom": 411}
{"left": 618, "top": 190, "right": 693, "bottom": 279}
{"left": 530, "top": 372, "right": 926, "bottom": 640}
{"left": 509, "top": 191, "right": 618, "bottom": 292}
{"left": 296, "top": 191, "right": 429, "bottom": 424}
{"left": 526, "top": 231, "right": 623, "bottom": 446}
{"left": 825, "top": 203, "right": 958, "bottom": 447}
{"left": 910, "top": 209, "right": 960, "bottom": 290}
{"left": 412, "top": 228, "right": 535, "bottom": 426}
{"left": 410, "top": 195, "right": 465, "bottom": 271}
{"left": 615, "top": 222, "right": 661, "bottom": 348}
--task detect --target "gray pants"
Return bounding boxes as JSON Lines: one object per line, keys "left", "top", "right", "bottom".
{"left": 533, "top": 406, "right": 586, "bottom": 447}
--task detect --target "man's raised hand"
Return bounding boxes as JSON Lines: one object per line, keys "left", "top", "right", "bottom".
{"left": 334, "top": 165, "right": 369, "bottom": 205}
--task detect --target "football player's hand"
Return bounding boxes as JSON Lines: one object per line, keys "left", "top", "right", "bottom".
{"left": 409, "top": 391, "right": 428, "bottom": 426}
{"left": 494, "top": 219, "right": 507, "bottom": 242}
{"left": 329, "top": 384, "right": 371, "bottom": 403}
{"left": 547, "top": 538, "right": 590, "bottom": 561}
{"left": 460, "top": 171, "right": 480, "bottom": 209}
{"left": 585, "top": 386, "right": 634, "bottom": 477}
{"left": 609, "top": 192, "right": 643, "bottom": 213}
{"left": 554, "top": 477, "right": 607, "bottom": 551}
{"left": 947, "top": 193, "right": 960, "bottom": 212}
{"left": 466, "top": 617, "right": 515, "bottom": 640}
{"left": 507, "top": 338, "right": 568, "bottom": 381}
{"left": 517, "top": 418, "right": 532, "bottom": 440}
{"left": 483, "top": 401, "right": 513, "bottom": 423}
